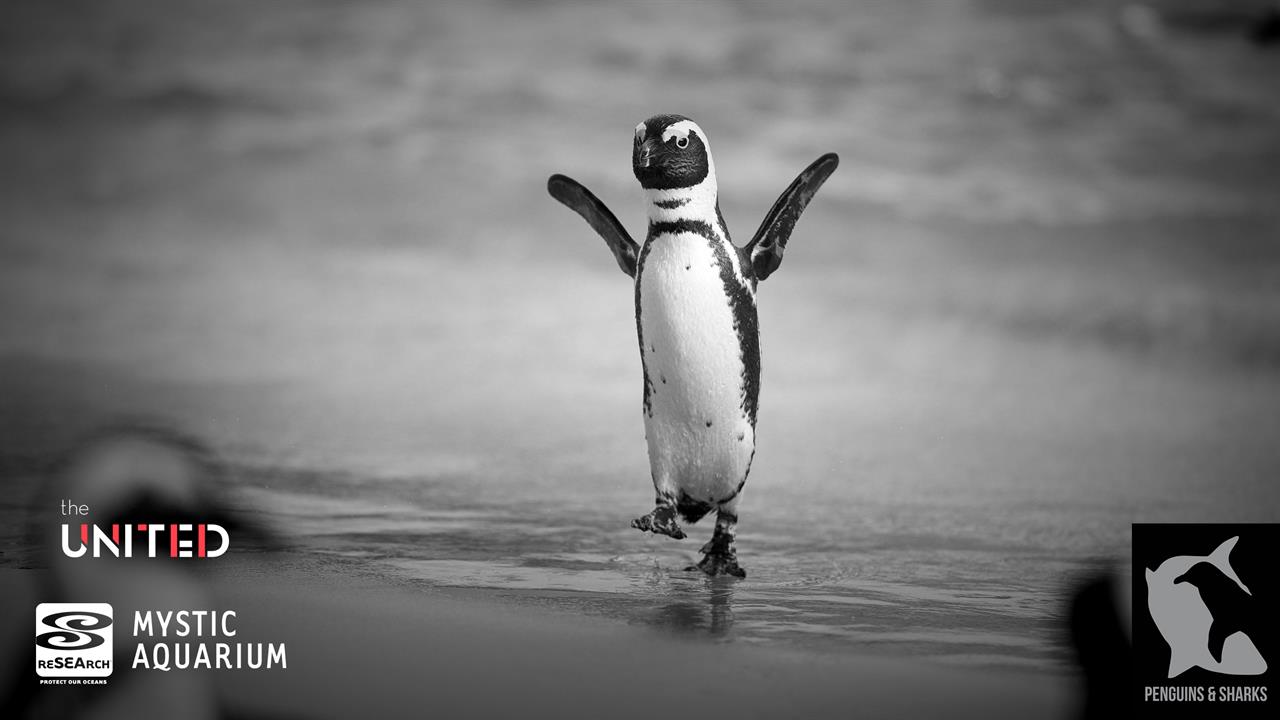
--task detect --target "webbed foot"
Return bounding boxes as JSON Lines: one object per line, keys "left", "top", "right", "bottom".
{"left": 685, "top": 509, "right": 745, "bottom": 578}
{"left": 687, "top": 550, "right": 746, "bottom": 578}
{"left": 631, "top": 504, "right": 686, "bottom": 539}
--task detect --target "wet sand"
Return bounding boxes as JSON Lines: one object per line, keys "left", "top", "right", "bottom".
{"left": 0, "top": 563, "right": 1069, "bottom": 719}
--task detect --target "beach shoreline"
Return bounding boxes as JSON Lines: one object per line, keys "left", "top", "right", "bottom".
{"left": 0, "top": 559, "right": 1075, "bottom": 719}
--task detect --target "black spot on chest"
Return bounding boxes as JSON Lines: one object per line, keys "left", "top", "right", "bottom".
{"left": 634, "top": 217, "right": 761, "bottom": 427}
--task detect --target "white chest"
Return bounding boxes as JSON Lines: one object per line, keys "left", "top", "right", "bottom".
{"left": 636, "top": 229, "right": 756, "bottom": 498}
{"left": 638, "top": 230, "right": 746, "bottom": 412}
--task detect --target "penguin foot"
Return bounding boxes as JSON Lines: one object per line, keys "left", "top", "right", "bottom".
{"left": 687, "top": 552, "right": 746, "bottom": 578}
{"left": 631, "top": 505, "right": 686, "bottom": 539}
{"left": 687, "top": 537, "right": 745, "bottom": 577}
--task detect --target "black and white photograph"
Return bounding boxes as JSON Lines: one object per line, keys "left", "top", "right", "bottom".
{"left": 1, "top": 1, "right": 1278, "bottom": 718}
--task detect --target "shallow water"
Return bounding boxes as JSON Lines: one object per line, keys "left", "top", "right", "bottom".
{"left": 228, "top": 477, "right": 1077, "bottom": 670}
{"left": 214, "top": 355, "right": 1279, "bottom": 673}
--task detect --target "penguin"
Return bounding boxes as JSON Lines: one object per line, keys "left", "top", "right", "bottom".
{"left": 1174, "top": 561, "right": 1265, "bottom": 666}
{"left": 547, "top": 114, "right": 838, "bottom": 577}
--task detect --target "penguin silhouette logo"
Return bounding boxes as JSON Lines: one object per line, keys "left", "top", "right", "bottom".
{"left": 1145, "top": 536, "right": 1267, "bottom": 678}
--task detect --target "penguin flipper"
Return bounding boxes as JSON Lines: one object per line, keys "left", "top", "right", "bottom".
{"left": 746, "top": 153, "right": 839, "bottom": 281}
{"left": 547, "top": 174, "right": 639, "bottom": 278}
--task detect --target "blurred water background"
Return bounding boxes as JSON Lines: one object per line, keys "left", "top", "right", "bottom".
{"left": 2, "top": 0, "right": 1279, "bottom": 672}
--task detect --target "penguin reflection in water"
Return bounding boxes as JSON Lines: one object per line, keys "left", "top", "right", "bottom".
{"left": 548, "top": 115, "right": 837, "bottom": 577}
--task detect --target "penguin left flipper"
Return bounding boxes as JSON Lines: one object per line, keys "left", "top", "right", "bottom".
{"left": 745, "top": 153, "right": 839, "bottom": 281}
{"left": 547, "top": 174, "right": 639, "bottom": 278}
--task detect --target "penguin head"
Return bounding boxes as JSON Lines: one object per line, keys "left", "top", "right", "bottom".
{"left": 633, "top": 114, "right": 712, "bottom": 190}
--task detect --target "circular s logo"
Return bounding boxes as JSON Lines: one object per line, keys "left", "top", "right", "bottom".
{"left": 36, "top": 610, "right": 113, "bottom": 651}
{"left": 34, "top": 603, "right": 114, "bottom": 678}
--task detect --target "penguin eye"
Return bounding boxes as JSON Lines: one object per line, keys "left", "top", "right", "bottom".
{"left": 675, "top": 136, "right": 689, "bottom": 149}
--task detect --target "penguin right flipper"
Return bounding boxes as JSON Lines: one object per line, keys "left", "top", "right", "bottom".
{"left": 547, "top": 174, "right": 639, "bottom": 278}
{"left": 746, "top": 153, "right": 839, "bottom": 282}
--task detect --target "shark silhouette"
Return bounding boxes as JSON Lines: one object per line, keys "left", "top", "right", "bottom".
{"left": 1144, "top": 536, "right": 1267, "bottom": 678}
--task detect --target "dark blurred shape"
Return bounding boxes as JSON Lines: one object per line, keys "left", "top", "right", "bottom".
{"left": 1123, "top": 0, "right": 1280, "bottom": 46}
{"left": 1251, "top": 4, "right": 1280, "bottom": 45}
{"left": 29, "top": 420, "right": 277, "bottom": 573}
{"left": 1067, "top": 570, "right": 1132, "bottom": 720}
{"left": 2, "top": 420, "right": 283, "bottom": 720}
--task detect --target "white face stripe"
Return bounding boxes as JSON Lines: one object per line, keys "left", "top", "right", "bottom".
{"left": 640, "top": 117, "right": 731, "bottom": 289}
{"left": 635, "top": 122, "right": 646, "bottom": 142}
{"left": 660, "top": 119, "right": 707, "bottom": 151}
